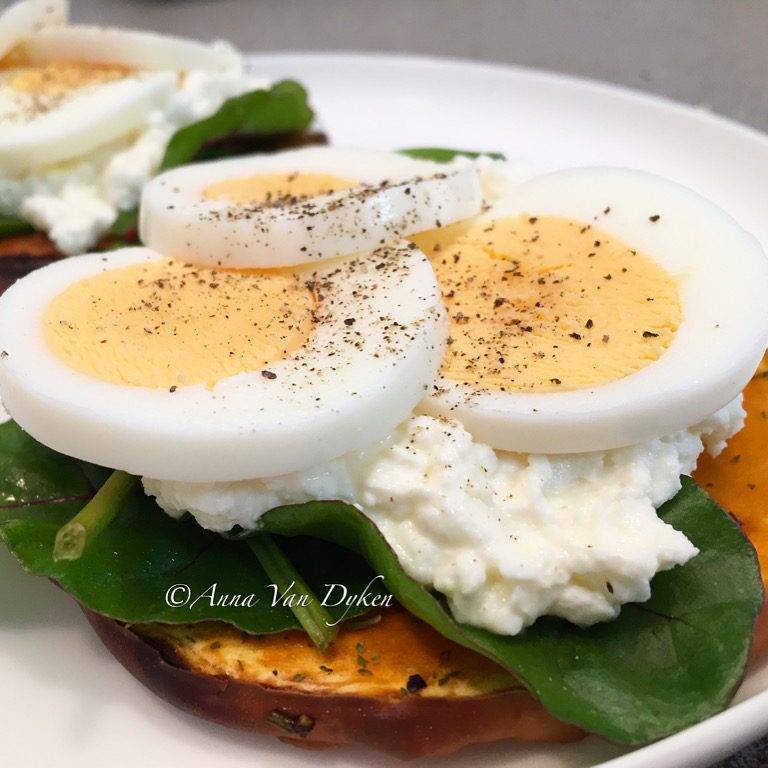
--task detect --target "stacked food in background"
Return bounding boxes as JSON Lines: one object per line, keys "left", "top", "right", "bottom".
{"left": 0, "top": 0, "right": 319, "bottom": 276}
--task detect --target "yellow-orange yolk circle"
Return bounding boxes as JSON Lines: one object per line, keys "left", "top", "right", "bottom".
{"left": 43, "top": 259, "right": 315, "bottom": 390}
{"left": 412, "top": 214, "right": 681, "bottom": 393}
{"left": 2, "top": 59, "right": 133, "bottom": 96}
{"left": 204, "top": 172, "right": 358, "bottom": 205}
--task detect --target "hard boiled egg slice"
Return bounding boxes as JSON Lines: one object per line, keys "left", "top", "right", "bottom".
{"left": 0, "top": 244, "right": 445, "bottom": 482}
{"left": 0, "top": 0, "right": 67, "bottom": 60}
{"left": 414, "top": 167, "right": 768, "bottom": 454}
{"left": 0, "top": 68, "right": 176, "bottom": 173}
{"left": 140, "top": 147, "right": 483, "bottom": 268}
{"left": 0, "top": 9, "right": 241, "bottom": 174}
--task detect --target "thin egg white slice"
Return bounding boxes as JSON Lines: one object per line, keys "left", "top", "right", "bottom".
{"left": 0, "top": 71, "right": 176, "bottom": 173}
{"left": 20, "top": 23, "right": 241, "bottom": 72}
{"left": 0, "top": 0, "right": 67, "bottom": 60}
{"left": 0, "top": 244, "right": 446, "bottom": 482}
{"left": 418, "top": 167, "right": 768, "bottom": 454}
{"left": 140, "top": 147, "right": 483, "bottom": 268}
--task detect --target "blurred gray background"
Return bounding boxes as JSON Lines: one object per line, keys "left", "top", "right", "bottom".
{"left": 18, "top": 1, "right": 768, "bottom": 766}
{"left": 70, "top": 0, "right": 768, "bottom": 131}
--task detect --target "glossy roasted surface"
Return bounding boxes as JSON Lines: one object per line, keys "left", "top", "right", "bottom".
{"left": 87, "top": 607, "right": 581, "bottom": 758}
{"left": 137, "top": 608, "right": 517, "bottom": 699}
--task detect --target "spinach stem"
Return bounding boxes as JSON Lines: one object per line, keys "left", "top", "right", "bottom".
{"left": 247, "top": 533, "right": 337, "bottom": 651}
{"left": 53, "top": 471, "right": 138, "bottom": 562}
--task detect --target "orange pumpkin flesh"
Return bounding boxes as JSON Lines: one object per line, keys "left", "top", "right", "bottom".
{"left": 694, "top": 356, "right": 768, "bottom": 661}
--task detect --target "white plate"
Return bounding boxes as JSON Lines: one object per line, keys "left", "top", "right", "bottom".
{"left": 2, "top": 53, "right": 768, "bottom": 768}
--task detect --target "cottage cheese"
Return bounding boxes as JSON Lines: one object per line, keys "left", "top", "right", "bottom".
{"left": 144, "top": 396, "right": 744, "bottom": 636}
{"left": 0, "top": 52, "right": 267, "bottom": 255}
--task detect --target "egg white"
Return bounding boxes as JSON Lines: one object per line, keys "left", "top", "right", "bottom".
{"left": 421, "top": 167, "right": 768, "bottom": 454}
{"left": 139, "top": 147, "right": 484, "bottom": 268}
{"left": 0, "top": 245, "right": 446, "bottom": 482}
{"left": 0, "top": 0, "right": 67, "bottom": 60}
{"left": 0, "top": 8, "right": 245, "bottom": 174}
{"left": 0, "top": 72, "right": 177, "bottom": 173}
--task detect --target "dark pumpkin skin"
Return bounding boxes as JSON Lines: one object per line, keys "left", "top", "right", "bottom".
{"left": 0, "top": 233, "right": 61, "bottom": 293}
{"left": 82, "top": 607, "right": 583, "bottom": 759}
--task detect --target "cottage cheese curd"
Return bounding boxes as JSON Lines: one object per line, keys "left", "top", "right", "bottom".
{"left": 144, "top": 396, "right": 744, "bottom": 636}
{"left": 0, "top": 54, "right": 267, "bottom": 255}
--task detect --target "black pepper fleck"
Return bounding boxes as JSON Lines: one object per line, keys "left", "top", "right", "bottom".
{"left": 405, "top": 674, "right": 427, "bottom": 693}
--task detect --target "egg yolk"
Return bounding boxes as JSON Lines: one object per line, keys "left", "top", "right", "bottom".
{"left": 412, "top": 215, "right": 681, "bottom": 393}
{"left": 2, "top": 60, "right": 132, "bottom": 96}
{"left": 204, "top": 172, "right": 358, "bottom": 205}
{"left": 43, "top": 260, "right": 315, "bottom": 390}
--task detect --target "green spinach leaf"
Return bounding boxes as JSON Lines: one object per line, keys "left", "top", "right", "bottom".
{"left": 0, "top": 215, "right": 33, "bottom": 240}
{"left": 160, "top": 79, "right": 314, "bottom": 171}
{"left": 108, "top": 209, "right": 139, "bottom": 242}
{"left": 399, "top": 146, "right": 506, "bottom": 163}
{"left": 0, "top": 421, "right": 382, "bottom": 633}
